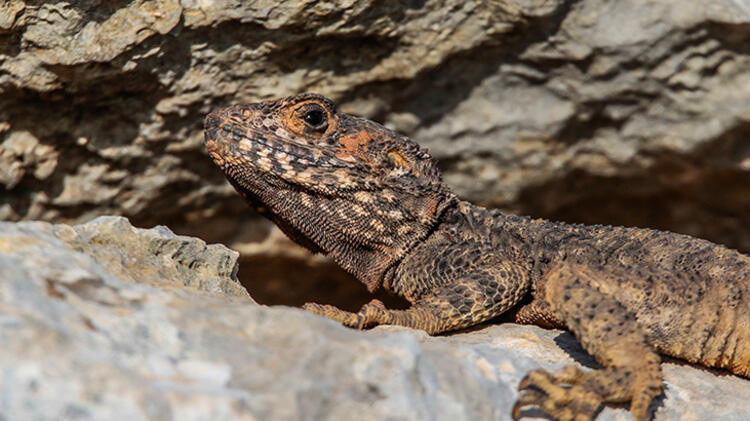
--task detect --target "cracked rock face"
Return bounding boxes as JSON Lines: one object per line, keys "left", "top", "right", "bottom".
{"left": 1, "top": 2, "right": 749, "bottom": 313}
{"left": 1, "top": 217, "right": 750, "bottom": 421}
{"left": 1, "top": 0, "right": 749, "bottom": 251}
{"left": 2, "top": 3, "right": 749, "bottom": 418}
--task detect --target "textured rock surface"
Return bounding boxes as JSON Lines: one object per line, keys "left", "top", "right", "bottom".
{"left": 1, "top": 0, "right": 749, "bottom": 248}
{"left": 1, "top": 217, "right": 749, "bottom": 420}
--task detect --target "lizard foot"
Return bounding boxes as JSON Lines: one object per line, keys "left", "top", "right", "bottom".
{"left": 302, "top": 299, "right": 387, "bottom": 329}
{"left": 512, "top": 366, "right": 601, "bottom": 421}
{"left": 512, "top": 364, "right": 660, "bottom": 421}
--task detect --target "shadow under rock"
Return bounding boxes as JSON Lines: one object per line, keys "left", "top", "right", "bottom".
{"left": 237, "top": 254, "right": 410, "bottom": 313}
{"left": 516, "top": 124, "right": 750, "bottom": 255}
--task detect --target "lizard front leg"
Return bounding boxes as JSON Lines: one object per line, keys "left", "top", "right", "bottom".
{"left": 304, "top": 280, "right": 526, "bottom": 335}
{"left": 304, "top": 246, "right": 532, "bottom": 335}
{"left": 303, "top": 298, "right": 458, "bottom": 334}
{"left": 513, "top": 262, "right": 663, "bottom": 421}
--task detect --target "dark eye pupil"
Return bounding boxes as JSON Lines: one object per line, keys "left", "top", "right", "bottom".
{"left": 304, "top": 110, "right": 324, "bottom": 127}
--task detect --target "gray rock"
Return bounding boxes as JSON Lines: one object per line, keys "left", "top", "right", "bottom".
{"left": 1, "top": 2, "right": 750, "bottom": 414}
{"left": 1, "top": 0, "right": 749, "bottom": 256}
{"left": 1, "top": 217, "right": 749, "bottom": 420}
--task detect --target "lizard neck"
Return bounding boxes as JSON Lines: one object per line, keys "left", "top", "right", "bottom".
{"left": 323, "top": 190, "right": 460, "bottom": 293}
{"left": 382, "top": 199, "right": 557, "bottom": 300}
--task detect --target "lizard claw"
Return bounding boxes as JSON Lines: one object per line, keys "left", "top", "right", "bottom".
{"left": 512, "top": 388, "right": 546, "bottom": 420}
{"left": 513, "top": 367, "right": 601, "bottom": 421}
{"left": 301, "top": 302, "right": 324, "bottom": 313}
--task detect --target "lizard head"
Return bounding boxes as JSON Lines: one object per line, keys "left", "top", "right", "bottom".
{"left": 204, "top": 93, "right": 456, "bottom": 291}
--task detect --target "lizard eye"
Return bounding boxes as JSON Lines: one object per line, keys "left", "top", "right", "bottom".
{"left": 301, "top": 104, "right": 327, "bottom": 130}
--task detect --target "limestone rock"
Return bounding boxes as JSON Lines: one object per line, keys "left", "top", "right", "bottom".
{"left": 0, "top": 215, "right": 249, "bottom": 299}
{"left": 1, "top": 217, "right": 749, "bottom": 420}
{"left": 1, "top": 1, "right": 750, "bottom": 387}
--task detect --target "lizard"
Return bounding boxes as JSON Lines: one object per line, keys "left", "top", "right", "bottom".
{"left": 203, "top": 93, "right": 750, "bottom": 421}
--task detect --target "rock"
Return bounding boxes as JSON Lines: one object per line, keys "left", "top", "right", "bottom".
{"left": 0, "top": 0, "right": 748, "bottom": 256}
{"left": 1, "top": 217, "right": 749, "bottom": 420}
{"left": 1, "top": 3, "right": 749, "bottom": 408}
{"left": 0, "top": 215, "right": 249, "bottom": 300}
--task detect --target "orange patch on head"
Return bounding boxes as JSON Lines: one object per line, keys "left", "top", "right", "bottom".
{"left": 337, "top": 130, "right": 372, "bottom": 161}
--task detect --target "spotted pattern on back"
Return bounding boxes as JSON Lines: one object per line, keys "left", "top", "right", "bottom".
{"left": 205, "top": 93, "right": 750, "bottom": 421}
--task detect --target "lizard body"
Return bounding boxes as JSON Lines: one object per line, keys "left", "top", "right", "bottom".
{"left": 204, "top": 93, "right": 750, "bottom": 421}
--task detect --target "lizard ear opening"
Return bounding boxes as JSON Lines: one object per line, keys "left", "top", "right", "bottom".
{"left": 387, "top": 150, "right": 410, "bottom": 168}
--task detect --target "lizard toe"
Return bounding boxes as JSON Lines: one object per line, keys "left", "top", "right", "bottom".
{"left": 302, "top": 302, "right": 360, "bottom": 326}
{"left": 512, "top": 388, "right": 546, "bottom": 420}
{"left": 301, "top": 302, "right": 325, "bottom": 314}
{"left": 515, "top": 367, "right": 601, "bottom": 421}
{"left": 366, "top": 298, "right": 386, "bottom": 309}
{"left": 353, "top": 313, "right": 367, "bottom": 329}
{"left": 354, "top": 299, "right": 389, "bottom": 329}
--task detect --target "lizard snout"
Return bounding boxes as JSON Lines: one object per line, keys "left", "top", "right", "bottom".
{"left": 203, "top": 110, "right": 224, "bottom": 144}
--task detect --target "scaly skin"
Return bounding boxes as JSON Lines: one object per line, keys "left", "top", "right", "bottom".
{"left": 204, "top": 93, "right": 750, "bottom": 421}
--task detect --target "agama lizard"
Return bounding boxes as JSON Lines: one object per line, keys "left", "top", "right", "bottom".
{"left": 204, "top": 93, "right": 749, "bottom": 421}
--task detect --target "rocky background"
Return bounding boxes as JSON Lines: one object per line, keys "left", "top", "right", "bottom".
{"left": 1, "top": 3, "right": 750, "bottom": 417}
